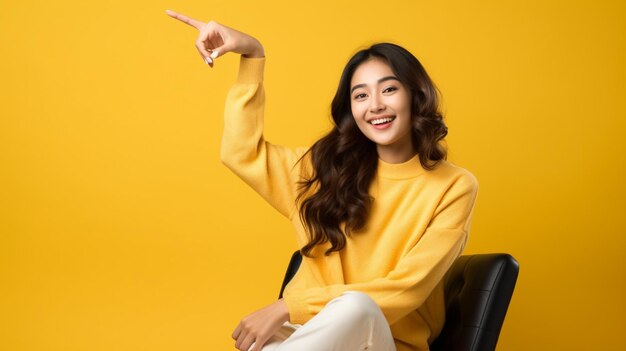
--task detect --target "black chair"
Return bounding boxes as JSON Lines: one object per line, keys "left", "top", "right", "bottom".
{"left": 278, "top": 252, "right": 519, "bottom": 351}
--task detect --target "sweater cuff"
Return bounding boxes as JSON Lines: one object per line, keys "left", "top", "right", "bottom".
{"left": 237, "top": 56, "right": 265, "bottom": 83}
{"left": 282, "top": 293, "right": 310, "bottom": 325}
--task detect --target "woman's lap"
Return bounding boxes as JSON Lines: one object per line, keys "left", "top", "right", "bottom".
{"left": 257, "top": 291, "right": 396, "bottom": 351}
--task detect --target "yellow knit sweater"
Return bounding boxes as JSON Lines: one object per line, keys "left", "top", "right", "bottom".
{"left": 221, "top": 57, "right": 479, "bottom": 351}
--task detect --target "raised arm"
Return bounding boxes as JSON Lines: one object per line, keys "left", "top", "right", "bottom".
{"left": 166, "top": 10, "right": 306, "bottom": 218}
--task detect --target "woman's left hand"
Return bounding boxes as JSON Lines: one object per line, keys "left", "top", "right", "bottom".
{"left": 232, "top": 299, "right": 290, "bottom": 351}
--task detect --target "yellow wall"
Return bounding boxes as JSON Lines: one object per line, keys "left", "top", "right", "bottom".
{"left": 1, "top": 0, "right": 624, "bottom": 350}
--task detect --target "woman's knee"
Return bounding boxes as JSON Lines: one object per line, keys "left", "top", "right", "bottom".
{"left": 328, "top": 291, "right": 384, "bottom": 322}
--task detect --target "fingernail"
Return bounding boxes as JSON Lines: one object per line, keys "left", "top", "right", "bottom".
{"left": 204, "top": 57, "right": 213, "bottom": 65}
{"left": 210, "top": 50, "right": 219, "bottom": 59}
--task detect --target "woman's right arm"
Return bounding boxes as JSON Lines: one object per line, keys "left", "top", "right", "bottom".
{"left": 166, "top": 11, "right": 306, "bottom": 218}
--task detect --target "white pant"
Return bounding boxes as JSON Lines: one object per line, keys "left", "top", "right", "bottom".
{"left": 255, "top": 291, "right": 397, "bottom": 351}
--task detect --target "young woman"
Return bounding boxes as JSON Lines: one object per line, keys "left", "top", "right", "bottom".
{"left": 167, "top": 10, "right": 478, "bottom": 351}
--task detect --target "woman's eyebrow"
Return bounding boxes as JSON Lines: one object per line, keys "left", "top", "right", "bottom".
{"left": 350, "top": 76, "right": 400, "bottom": 93}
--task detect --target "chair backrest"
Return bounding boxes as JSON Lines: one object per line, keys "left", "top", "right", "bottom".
{"left": 278, "top": 251, "right": 302, "bottom": 299}
{"left": 278, "top": 252, "right": 519, "bottom": 351}
{"left": 429, "top": 254, "right": 519, "bottom": 351}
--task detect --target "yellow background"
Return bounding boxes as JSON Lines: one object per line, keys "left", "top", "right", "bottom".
{"left": 1, "top": 0, "right": 625, "bottom": 350}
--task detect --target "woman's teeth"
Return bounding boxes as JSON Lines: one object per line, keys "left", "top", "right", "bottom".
{"left": 370, "top": 117, "right": 395, "bottom": 125}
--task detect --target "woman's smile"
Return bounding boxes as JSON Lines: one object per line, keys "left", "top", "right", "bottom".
{"left": 368, "top": 115, "right": 396, "bottom": 128}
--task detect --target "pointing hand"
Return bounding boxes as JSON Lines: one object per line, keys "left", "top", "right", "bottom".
{"left": 166, "top": 9, "right": 265, "bottom": 67}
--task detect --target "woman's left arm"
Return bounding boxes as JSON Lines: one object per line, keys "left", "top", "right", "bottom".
{"left": 284, "top": 171, "right": 479, "bottom": 325}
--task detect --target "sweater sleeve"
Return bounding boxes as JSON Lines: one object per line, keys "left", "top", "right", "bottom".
{"left": 220, "top": 57, "right": 306, "bottom": 218}
{"left": 282, "top": 172, "right": 479, "bottom": 325}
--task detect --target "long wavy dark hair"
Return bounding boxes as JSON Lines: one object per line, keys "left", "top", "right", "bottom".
{"left": 297, "top": 43, "right": 448, "bottom": 257}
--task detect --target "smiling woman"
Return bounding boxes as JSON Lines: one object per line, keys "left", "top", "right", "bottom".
{"left": 166, "top": 9, "right": 477, "bottom": 351}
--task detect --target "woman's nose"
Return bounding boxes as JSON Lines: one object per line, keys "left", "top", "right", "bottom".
{"left": 369, "top": 94, "right": 385, "bottom": 112}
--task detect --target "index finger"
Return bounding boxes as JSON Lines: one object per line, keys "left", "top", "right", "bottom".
{"left": 165, "top": 9, "right": 205, "bottom": 30}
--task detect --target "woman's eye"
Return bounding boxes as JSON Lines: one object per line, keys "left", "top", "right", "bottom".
{"left": 354, "top": 93, "right": 367, "bottom": 100}
{"left": 383, "top": 86, "right": 398, "bottom": 94}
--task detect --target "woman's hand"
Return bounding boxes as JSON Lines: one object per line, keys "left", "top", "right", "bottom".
{"left": 232, "top": 299, "right": 290, "bottom": 351}
{"left": 165, "top": 9, "right": 264, "bottom": 67}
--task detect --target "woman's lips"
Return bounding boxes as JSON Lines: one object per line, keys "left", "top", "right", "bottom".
{"left": 369, "top": 116, "right": 396, "bottom": 130}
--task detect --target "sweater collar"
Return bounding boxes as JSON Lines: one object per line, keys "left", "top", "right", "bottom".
{"left": 377, "top": 154, "right": 427, "bottom": 179}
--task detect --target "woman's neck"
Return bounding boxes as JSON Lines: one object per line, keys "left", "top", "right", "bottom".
{"left": 376, "top": 144, "right": 417, "bottom": 164}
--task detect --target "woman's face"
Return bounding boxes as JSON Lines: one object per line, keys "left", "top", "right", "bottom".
{"left": 350, "top": 58, "right": 415, "bottom": 163}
